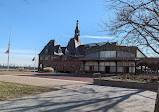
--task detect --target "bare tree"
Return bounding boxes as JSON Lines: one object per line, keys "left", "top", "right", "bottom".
{"left": 104, "top": 0, "right": 159, "bottom": 55}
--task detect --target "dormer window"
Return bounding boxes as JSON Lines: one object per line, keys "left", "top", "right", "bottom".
{"left": 58, "top": 49, "right": 62, "bottom": 53}
{"left": 45, "top": 49, "right": 48, "bottom": 53}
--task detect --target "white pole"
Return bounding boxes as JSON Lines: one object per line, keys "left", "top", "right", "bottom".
{"left": 7, "top": 27, "right": 11, "bottom": 71}
{"left": 34, "top": 51, "right": 36, "bottom": 72}
{"left": 7, "top": 51, "right": 9, "bottom": 71}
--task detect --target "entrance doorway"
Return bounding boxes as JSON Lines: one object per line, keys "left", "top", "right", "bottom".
{"left": 124, "top": 67, "right": 129, "bottom": 73}
{"left": 89, "top": 66, "right": 93, "bottom": 72}
{"left": 105, "top": 66, "right": 110, "bottom": 73}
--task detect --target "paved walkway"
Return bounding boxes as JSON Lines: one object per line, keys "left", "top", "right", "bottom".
{"left": 0, "top": 84, "right": 157, "bottom": 112}
{"left": 18, "top": 73, "right": 93, "bottom": 83}
{"left": 0, "top": 75, "right": 89, "bottom": 89}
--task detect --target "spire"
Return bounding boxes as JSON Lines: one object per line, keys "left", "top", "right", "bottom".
{"left": 75, "top": 20, "right": 80, "bottom": 41}
{"left": 76, "top": 20, "right": 79, "bottom": 30}
{"left": 73, "top": 20, "right": 82, "bottom": 45}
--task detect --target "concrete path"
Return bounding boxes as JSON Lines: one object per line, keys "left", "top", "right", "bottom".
{"left": 0, "top": 75, "right": 89, "bottom": 89}
{"left": 0, "top": 84, "right": 157, "bottom": 112}
{"left": 18, "top": 73, "right": 93, "bottom": 83}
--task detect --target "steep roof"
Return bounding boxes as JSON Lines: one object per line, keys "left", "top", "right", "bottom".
{"left": 75, "top": 42, "right": 118, "bottom": 55}
{"left": 39, "top": 40, "right": 63, "bottom": 55}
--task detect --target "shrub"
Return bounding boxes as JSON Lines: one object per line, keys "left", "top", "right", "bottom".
{"left": 43, "top": 67, "right": 54, "bottom": 72}
{"left": 111, "top": 74, "right": 159, "bottom": 83}
{"left": 18, "top": 67, "right": 25, "bottom": 71}
{"left": 150, "top": 78, "right": 158, "bottom": 83}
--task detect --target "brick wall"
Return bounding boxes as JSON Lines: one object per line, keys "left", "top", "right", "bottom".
{"left": 38, "top": 55, "right": 83, "bottom": 73}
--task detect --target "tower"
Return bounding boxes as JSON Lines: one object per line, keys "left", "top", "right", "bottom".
{"left": 74, "top": 20, "right": 80, "bottom": 41}
{"left": 67, "top": 20, "right": 82, "bottom": 55}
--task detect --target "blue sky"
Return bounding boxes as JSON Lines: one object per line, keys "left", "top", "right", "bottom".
{"left": 0, "top": 0, "right": 116, "bottom": 66}
{"left": 0, "top": 0, "right": 157, "bottom": 66}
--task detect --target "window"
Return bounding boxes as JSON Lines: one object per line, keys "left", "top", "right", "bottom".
{"left": 100, "top": 51, "right": 116, "bottom": 58}
{"left": 40, "top": 56, "right": 43, "bottom": 60}
{"left": 62, "top": 57, "right": 67, "bottom": 61}
{"left": 63, "top": 64, "right": 66, "bottom": 71}
{"left": 56, "top": 64, "right": 59, "bottom": 72}
{"left": 58, "top": 49, "right": 62, "bottom": 53}
{"left": 45, "top": 56, "right": 48, "bottom": 60}
{"left": 51, "top": 56, "right": 54, "bottom": 60}
{"left": 80, "top": 65, "right": 83, "bottom": 71}
{"left": 44, "top": 64, "right": 47, "bottom": 67}
{"left": 72, "top": 65, "right": 75, "bottom": 71}
{"left": 45, "top": 49, "right": 48, "bottom": 53}
{"left": 56, "top": 64, "right": 59, "bottom": 69}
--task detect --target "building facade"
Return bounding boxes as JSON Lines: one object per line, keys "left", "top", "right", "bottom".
{"left": 39, "top": 20, "right": 149, "bottom": 74}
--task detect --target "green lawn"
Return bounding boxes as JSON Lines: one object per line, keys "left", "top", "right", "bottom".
{"left": 0, "top": 73, "right": 9, "bottom": 75}
{"left": 0, "top": 81, "right": 56, "bottom": 101}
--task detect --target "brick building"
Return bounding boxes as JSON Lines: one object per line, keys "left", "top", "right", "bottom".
{"left": 39, "top": 20, "right": 84, "bottom": 73}
{"left": 38, "top": 20, "right": 158, "bottom": 74}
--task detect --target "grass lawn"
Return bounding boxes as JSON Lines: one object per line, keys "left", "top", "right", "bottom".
{"left": 0, "top": 81, "right": 56, "bottom": 101}
{"left": 0, "top": 73, "right": 8, "bottom": 75}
